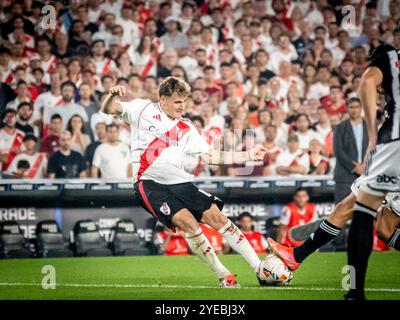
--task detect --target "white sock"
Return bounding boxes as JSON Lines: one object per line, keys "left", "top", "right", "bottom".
{"left": 218, "top": 221, "right": 261, "bottom": 272}
{"left": 185, "top": 228, "right": 231, "bottom": 280}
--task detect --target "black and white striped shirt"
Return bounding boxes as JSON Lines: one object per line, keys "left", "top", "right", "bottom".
{"left": 370, "top": 49, "right": 400, "bottom": 144}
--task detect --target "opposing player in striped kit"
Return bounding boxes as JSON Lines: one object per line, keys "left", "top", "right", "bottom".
{"left": 101, "top": 76, "right": 268, "bottom": 288}
{"left": 268, "top": 44, "right": 400, "bottom": 300}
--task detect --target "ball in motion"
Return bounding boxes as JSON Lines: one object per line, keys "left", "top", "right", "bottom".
{"left": 258, "top": 254, "right": 293, "bottom": 286}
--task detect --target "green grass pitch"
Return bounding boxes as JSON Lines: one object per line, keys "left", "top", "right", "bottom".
{"left": 0, "top": 251, "right": 399, "bottom": 300}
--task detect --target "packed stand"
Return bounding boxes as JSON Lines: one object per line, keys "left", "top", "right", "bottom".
{"left": 0, "top": 0, "right": 397, "bottom": 179}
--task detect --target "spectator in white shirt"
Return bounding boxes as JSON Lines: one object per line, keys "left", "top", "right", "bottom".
{"left": 6, "top": 80, "right": 31, "bottom": 111}
{"left": 306, "top": 65, "right": 331, "bottom": 100}
{"left": 92, "top": 12, "right": 116, "bottom": 49}
{"left": 294, "top": 113, "right": 321, "bottom": 150}
{"left": 100, "top": 0, "right": 122, "bottom": 19}
{"left": 272, "top": 107, "right": 289, "bottom": 150}
{"left": 276, "top": 60, "right": 305, "bottom": 98}
{"left": 325, "top": 22, "right": 339, "bottom": 50}
{"left": 91, "top": 124, "right": 132, "bottom": 179}
{"left": 4, "top": 134, "right": 47, "bottom": 179}
{"left": 314, "top": 106, "right": 332, "bottom": 142}
{"left": 330, "top": 30, "right": 351, "bottom": 66}
{"left": 161, "top": 16, "right": 189, "bottom": 55}
{"left": 255, "top": 108, "right": 272, "bottom": 143}
{"left": 178, "top": 1, "right": 195, "bottom": 34}
{"left": 47, "top": 81, "right": 88, "bottom": 129}
{"left": 268, "top": 34, "right": 298, "bottom": 74}
{"left": 274, "top": 134, "right": 310, "bottom": 176}
{"left": 88, "top": 0, "right": 102, "bottom": 23}
{"left": 116, "top": 2, "right": 140, "bottom": 49}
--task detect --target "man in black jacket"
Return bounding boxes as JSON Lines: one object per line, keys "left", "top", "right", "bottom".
{"left": 0, "top": 71, "right": 16, "bottom": 120}
{"left": 333, "top": 97, "right": 368, "bottom": 204}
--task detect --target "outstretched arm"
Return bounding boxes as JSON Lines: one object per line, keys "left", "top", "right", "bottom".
{"left": 202, "top": 145, "right": 267, "bottom": 165}
{"left": 358, "top": 66, "right": 383, "bottom": 149}
{"left": 100, "top": 85, "right": 125, "bottom": 116}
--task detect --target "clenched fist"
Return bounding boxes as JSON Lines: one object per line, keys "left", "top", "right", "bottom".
{"left": 248, "top": 145, "right": 268, "bottom": 161}
{"left": 109, "top": 85, "right": 126, "bottom": 97}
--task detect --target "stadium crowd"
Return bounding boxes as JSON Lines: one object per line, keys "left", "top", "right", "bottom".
{"left": 0, "top": 0, "right": 397, "bottom": 179}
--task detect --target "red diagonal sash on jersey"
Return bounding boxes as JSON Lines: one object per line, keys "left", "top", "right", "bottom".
{"left": 140, "top": 39, "right": 160, "bottom": 80}
{"left": 5, "top": 71, "right": 13, "bottom": 85}
{"left": 208, "top": 46, "right": 216, "bottom": 64}
{"left": 137, "top": 121, "right": 191, "bottom": 180}
{"left": 47, "top": 56, "right": 59, "bottom": 74}
{"left": 289, "top": 153, "right": 304, "bottom": 167}
{"left": 102, "top": 59, "right": 112, "bottom": 73}
{"left": 3, "top": 131, "right": 24, "bottom": 171}
{"left": 26, "top": 153, "right": 45, "bottom": 178}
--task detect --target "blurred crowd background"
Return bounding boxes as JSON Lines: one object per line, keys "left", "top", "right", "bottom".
{"left": 0, "top": 0, "right": 397, "bottom": 179}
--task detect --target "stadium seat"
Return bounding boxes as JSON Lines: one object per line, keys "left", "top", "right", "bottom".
{"left": 0, "top": 221, "right": 34, "bottom": 259}
{"left": 73, "top": 219, "right": 113, "bottom": 257}
{"left": 111, "top": 218, "right": 151, "bottom": 256}
{"left": 36, "top": 220, "right": 73, "bottom": 258}
{"left": 264, "top": 217, "right": 280, "bottom": 241}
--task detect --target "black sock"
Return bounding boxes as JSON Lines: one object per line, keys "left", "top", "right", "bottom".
{"left": 388, "top": 228, "right": 400, "bottom": 251}
{"left": 294, "top": 220, "right": 341, "bottom": 263}
{"left": 346, "top": 203, "right": 375, "bottom": 299}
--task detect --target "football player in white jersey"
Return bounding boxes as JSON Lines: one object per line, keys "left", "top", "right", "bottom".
{"left": 101, "top": 76, "right": 269, "bottom": 288}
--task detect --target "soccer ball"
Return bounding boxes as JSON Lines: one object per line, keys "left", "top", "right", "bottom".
{"left": 258, "top": 254, "right": 293, "bottom": 286}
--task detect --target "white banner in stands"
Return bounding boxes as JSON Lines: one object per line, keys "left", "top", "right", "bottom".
{"left": 0, "top": 207, "right": 55, "bottom": 239}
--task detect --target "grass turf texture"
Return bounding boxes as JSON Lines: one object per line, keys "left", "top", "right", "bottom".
{"left": 0, "top": 251, "right": 399, "bottom": 300}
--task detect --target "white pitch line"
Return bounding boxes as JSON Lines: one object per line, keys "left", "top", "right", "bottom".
{"left": 0, "top": 282, "right": 399, "bottom": 293}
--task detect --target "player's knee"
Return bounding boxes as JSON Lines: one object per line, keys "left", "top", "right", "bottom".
{"left": 329, "top": 201, "right": 352, "bottom": 227}
{"left": 203, "top": 205, "right": 228, "bottom": 229}
{"left": 214, "top": 213, "right": 229, "bottom": 228}
{"left": 375, "top": 220, "right": 391, "bottom": 242}
{"left": 179, "top": 220, "right": 200, "bottom": 235}
{"left": 172, "top": 210, "right": 200, "bottom": 235}
{"left": 376, "top": 226, "right": 390, "bottom": 242}
{"left": 375, "top": 211, "right": 392, "bottom": 242}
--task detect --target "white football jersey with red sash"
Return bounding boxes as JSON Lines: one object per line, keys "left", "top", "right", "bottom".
{"left": 95, "top": 58, "right": 116, "bottom": 75}
{"left": 6, "top": 152, "right": 47, "bottom": 178}
{"left": 274, "top": 149, "right": 310, "bottom": 175}
{"left": 0, "top": 128, "right": 25, "bottom": 172}
{"left": 119, "top": 99, "right": 211, "bottom": 184}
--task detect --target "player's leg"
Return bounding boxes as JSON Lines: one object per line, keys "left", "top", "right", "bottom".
{"left": 375, "top": 207, "right": 400, "bottom": 251}
{"left": 268, "top": 192, "right": 356, "bottom": 270}
{"left": 202, "top": 203, "right": 262, "bottom": 273}
{"left": 134, "top": 180, "right": 235, "bottom": 286}
{"left": 171, "top": 208, "right": 237, "bottom": 286}
{"left": 346, "top": 141, "right": 400, "bottom": 299}
{"left": 346, "top": 190, "right": 384, "bottom": 300}
{"left": 295, "top": 193, "right": 355, "bottom": 260}
{"left": 168, "top": 183, "right": 262, "bottom": 275}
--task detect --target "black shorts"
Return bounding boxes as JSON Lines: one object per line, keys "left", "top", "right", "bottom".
{"left": 133, "top": 180, "right": 224, "bottom": 230}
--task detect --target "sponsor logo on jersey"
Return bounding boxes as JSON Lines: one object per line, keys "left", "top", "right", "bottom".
{"left": 160, "top": 202, "right": 171, "bottom": 215}
{"left": 153, "top": 114, "right": 161, "bottom": 121}
{"left": 377, "top": 174, "right": 398, "bottom": 184}
{"left": 149, "top": 125, "right": 162, "bottom": 137}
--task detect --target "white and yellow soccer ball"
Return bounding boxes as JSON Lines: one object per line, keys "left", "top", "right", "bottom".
{"left": 258, "top": 254, "right": 293, "bottom": 286}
